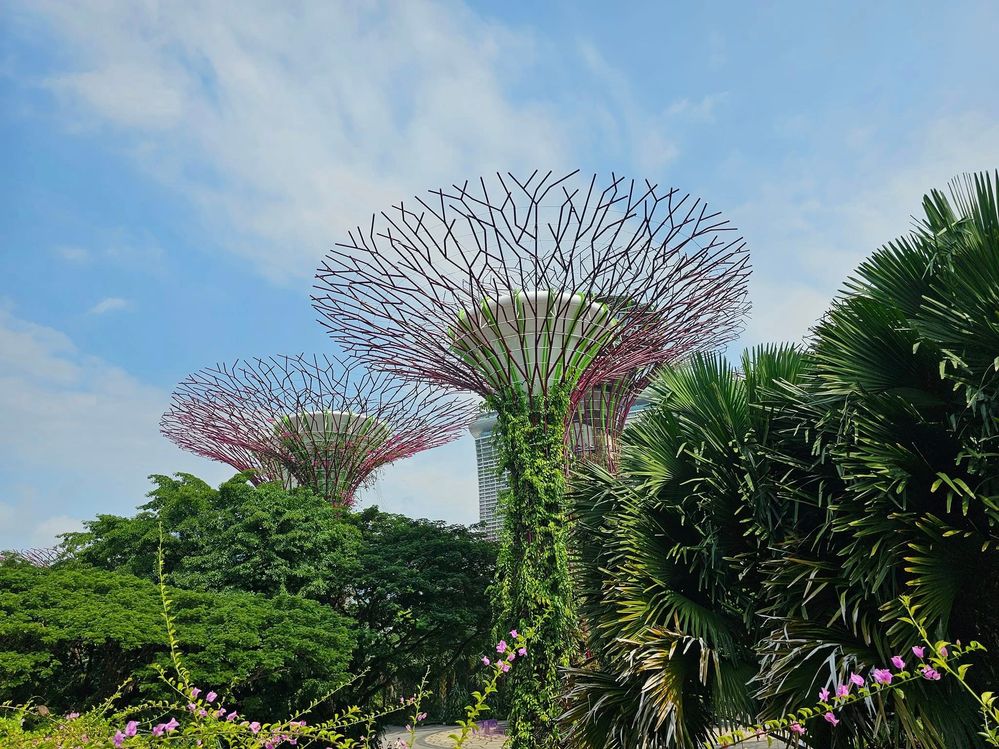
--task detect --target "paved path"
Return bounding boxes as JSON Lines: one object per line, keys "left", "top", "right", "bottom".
{"left": 380, "top": 725, "right": 505, "bottom": 748}
{"left": 381, "top": 725, "right": 780, "bottom": 748}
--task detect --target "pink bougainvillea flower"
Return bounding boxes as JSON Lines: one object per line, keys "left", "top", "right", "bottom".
{"left": 891, "top": 655, "right": 906, "bottom": 670}
{"left": 205, "top": 691, "right": 217, "bottom": 703}
{"left": 836, "top": 683, "right": 850, "bottom": 698}
{"left": 250, "top": 721, "right": 261, "bottom": 734}
{"left": 872, "top": 668, "right": 893, "bottom": 685}
{"left": 922, "top": 667, "right": 942, "bottom": 681}
{"left": 501, "top": 663, "right": 511, "bottom": 673}
{"left": 790, "top": 722, "right": 806, "bottom": 735}
{"left": 510, "top": 629, "right": 519, "bottom": 639}
{"left": 113, "top": 731, "right": 125, "bottom": 747}
{"left": 496, "top": 640, "right": 508, "bottom": 653}
{"left": 849, "top": 673, "right": 865, "bottom": 686}
{"left": 818, "top": 687, "right": 830, "bottom": 702}
{"left": 125, "top": 721, "right": 138, "bottom": 737}
{"left": 824, "top": 711, "right": 840, "bottom": 726}
{"left": 190, "top": 687, "right": 202, "bottom": 699}
{"left": 912, "top": 645, "right": 925, "bottom": 659}
{"left": 481, "top": 656, "right": 490, "bottom": 666}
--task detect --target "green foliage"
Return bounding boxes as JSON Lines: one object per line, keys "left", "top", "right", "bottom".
{"left": 63, "top": 474, "right": 362, "bottom": 603}
{"left": 564, "top": 345, "right": 808, "bottom": 749}
{"left": 567, "top": 172, "right": 999, "bottom": 748}
{"left": 489, "top": 383, "right": 577, "bottom": 749}
{"left": 56, "top": 473, "right": 496, "bottom": 721}
{"left": 0, "top": 560, "right": 354, "bottom": 720}
{"left": 0, "top": 538, "right": 521, "bottom": 749}
{"left": 347, "top": 506, "right": 496, "bottom": 717}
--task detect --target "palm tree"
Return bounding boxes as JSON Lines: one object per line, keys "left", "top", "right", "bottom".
{"left": 564, "top": 345, "right": 809, "bottom": 748}
{"left": 565, "top": 171, "right": 999, "bottom": 748}
{"left": 755, "top": 171, "right": 999, "bottom": 747}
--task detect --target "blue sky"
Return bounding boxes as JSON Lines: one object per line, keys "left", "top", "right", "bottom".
{"left": 1, "top": 0, "right": 997, "bottom": 549}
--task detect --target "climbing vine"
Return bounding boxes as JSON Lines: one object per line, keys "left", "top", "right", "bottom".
{"left": 488, "top": 382, "right": 577, "bottom": 749}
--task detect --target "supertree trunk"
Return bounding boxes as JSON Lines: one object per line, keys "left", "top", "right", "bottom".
{"left": 491, "top": 385, "right": 575, "bottom": 749}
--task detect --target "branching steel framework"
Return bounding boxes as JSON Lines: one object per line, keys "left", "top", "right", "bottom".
{"left": 313, "top": 170, "right": 750, "bottom": 407}
{"left": 0, "top": 547, "right": 60, "bottom": 566}
{"left": 161, "top": 354, "right": 476, "bottom": 507}
{"left": 312, "top": 170, "right": 751, "bottom": 749}
{"left": 567, "top": 364, "right": 657, "bottom": 472}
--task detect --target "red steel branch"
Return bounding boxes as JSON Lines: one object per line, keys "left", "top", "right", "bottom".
{"left": 312, "top": 170, "right": 750, "bottom": 431}
{"left": 161, "top": 354, "right": 477, "bottom": 506}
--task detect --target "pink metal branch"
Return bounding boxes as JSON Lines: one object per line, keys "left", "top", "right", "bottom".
{"left": 161, "top": 354, "right": 478, "bottom": 507}
{"left": 312, "top": 171, "right": 750, "bottom": 419}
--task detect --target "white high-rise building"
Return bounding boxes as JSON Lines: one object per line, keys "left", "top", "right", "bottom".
{"left": 469, "top": 411, "right": 507, "bottom": 540}
{"left": 470, "top": 396, "right": 650, "bottom": 540}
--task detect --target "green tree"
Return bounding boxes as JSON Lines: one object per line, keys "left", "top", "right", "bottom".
{"left": 60, "top": 474, "right": 496, "bottom": 721}
{"left": 348, "top": 508, "right": 496, "bottom": 718}
{"left": 0, "top": 561, "right": 354, "bottom": 719}
{"left": 63, "top": 474, "right": 361, "bottom": 604}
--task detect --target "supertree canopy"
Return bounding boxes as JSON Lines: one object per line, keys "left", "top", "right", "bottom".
{"left": 160, "top": 354, "right": 476, "bottom": 507}
{"left": 312, "top": 170, "right": 750, "bottom": 749}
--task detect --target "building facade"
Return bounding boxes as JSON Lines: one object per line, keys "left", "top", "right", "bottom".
{"left": 470, "top": 396, "right": 650, "bottom": 540}
{"left": 469, "top": 410, "right": 508, "bottom": 540}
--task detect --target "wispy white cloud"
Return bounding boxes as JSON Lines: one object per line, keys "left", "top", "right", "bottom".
{"left": 29, "top": 1, "right": 572, "bottom": 283}
{"left": 0, "top": 307, "right": 231, "bottom": 549}
{"left": 665, "top": 93, "right": 728, "bottom": 121}
{"left": 87, "top": 296, "right": 130, "bottom": 315}
{"left": 54, "top": 245, "right": 90, "bottom": 263}
{"left": 0, "top": 495, "right": 84, "bottom": 550}
{"left": 732, "top": 111, "right": 999, "bottom": 349}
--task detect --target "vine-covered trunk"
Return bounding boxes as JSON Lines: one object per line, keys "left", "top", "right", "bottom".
{"left": 490, "top": 385, "right": 576, "bottom": 749}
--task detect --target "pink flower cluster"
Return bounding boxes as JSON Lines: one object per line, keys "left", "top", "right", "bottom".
{"left": 721, "top": 643, "right": 949, "bottom": 743}
{"left": 482, "top": 629, "right": 528, "bottom": 674}
{"left": 799, "top": 645, "right": 943, "bottom": 736}
{"left": 111, "top": 685, "right": 305, "bottom": 747}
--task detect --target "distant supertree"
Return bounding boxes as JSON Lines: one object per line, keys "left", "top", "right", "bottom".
{"left": 161, "top": 354, "right": 476, "bottom": 507}
{"left": 0, "top": 547, "right": 61, "bottom": 566}
{"left": 312, "top": 171, "right": 750, "bottom": 748}
{"left": 566, "top": 365, "right": 656, "bottom": 472}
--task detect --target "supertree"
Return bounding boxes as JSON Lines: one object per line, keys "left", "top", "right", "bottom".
{"left": 161, "top": 353, "right": 477, "bottom": 507}
{"left": 312, "top": 170, "right": 750, "bottom": 748}
{"left": 0, "top": 547, "right": 61, "bottom": 566}
{"left": 566, "top": 365, "right": 656, "bottom": 471}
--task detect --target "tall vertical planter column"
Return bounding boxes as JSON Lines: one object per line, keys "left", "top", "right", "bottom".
{"left": 491, "top": 385, "right": 574, "bottom": 749}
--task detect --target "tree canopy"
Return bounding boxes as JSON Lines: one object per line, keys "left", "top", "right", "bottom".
{"left": 0, "top": 561, "right": 354, "bottom": 720}
{"left": 55, "top": 473, "right": 497, "bottom": 720}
